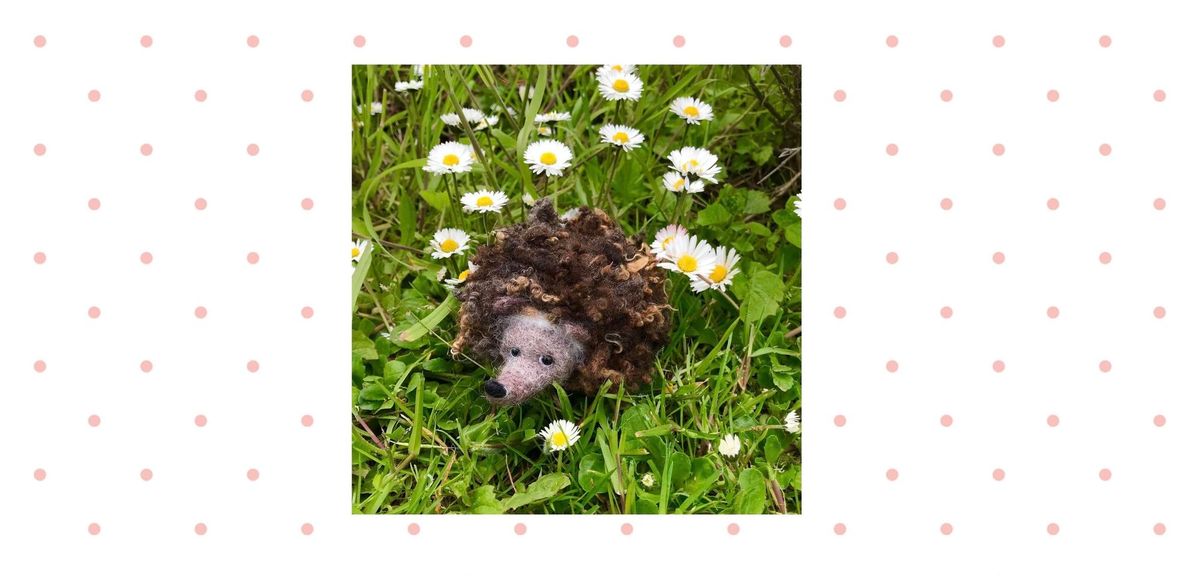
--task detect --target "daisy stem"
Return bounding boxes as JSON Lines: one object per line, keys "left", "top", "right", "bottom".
{"left": 604, "top": 152, "right": 621, "bottom": 216}
{"left": 683, "top": 122, "right": 690, "bottom": 147}
{"left": 716, "top": 286, "right": 741, "bottom": 312}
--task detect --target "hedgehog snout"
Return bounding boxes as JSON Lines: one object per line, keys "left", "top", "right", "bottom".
{"left": 483, "top": 379, "right": 506, "bottom": 399}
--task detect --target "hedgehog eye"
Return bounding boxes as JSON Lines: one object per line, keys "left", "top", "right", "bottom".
{"left": 510, "top": 348, "right": 520, "bottom": 357}
{"left": 540, "top": 355, "right": 554, "bottom": 366}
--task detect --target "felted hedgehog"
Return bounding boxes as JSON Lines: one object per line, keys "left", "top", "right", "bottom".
{"left": 450, "top": 198, "right": 671, "bottom": 405}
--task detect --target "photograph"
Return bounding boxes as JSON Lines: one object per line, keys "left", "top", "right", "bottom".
{"left": 351, "top": 64, "right": 802, "bottom": 514}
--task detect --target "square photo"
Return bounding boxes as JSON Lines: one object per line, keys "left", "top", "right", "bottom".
{"left": 351, "top": 64, "right": 801, "bottom": 514}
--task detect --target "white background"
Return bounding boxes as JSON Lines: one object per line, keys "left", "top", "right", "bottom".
{"left": 3, "top": 0, "right": 1197, "bottom": 573}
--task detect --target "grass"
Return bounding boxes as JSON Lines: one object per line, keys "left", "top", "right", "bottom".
{"left": 351, "top": 64, "right": 801, "bottom": 514}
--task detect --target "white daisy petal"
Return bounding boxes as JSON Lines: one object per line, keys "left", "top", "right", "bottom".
{"left": 444, "top": 261, "right": 476, "bottom": 287}
{"left": 538, "top": 419, "right": 581, "bottom": 452}
{"left": 351, "top": 239, "right": 370, "bottom": 263}
{"left": 794, "top": 194, "right": 803, "bottom": 218}
{"left": 657, "top": 233, "right": 717, "bottom": 278}
{"left": 667, "top": 146, "right": 722, "bottom": 183}
{"left": 651, "top": 224, "right": 688, "bottom": 258}
{"left": 394, "top": 79, "right": 424, "bottom": 92}
{"left": 669, "top": 97, "right": 715, "bottom": 125}
{"left": 784, "top": 410, "right": 800, "bottom": 434}
{"left": 460, "top": 190, "right": 509, "bottom": 214}
{"left": 597, "top": 71, "right": 644, "bottom": 102}
{"left": 717, "top": 433, "right": 741, "bottom": 457}
{"left": 599, "top": 124, "right": 645, "bottom": 152}
{"left": 595, "top": 65, "right": 638, "bottom": 78}
{"left": 534, "top": 111, "right": 572, "bottom": 123}
{"left": 430, "top": 228, "right": 471, "bottom": 259}
{"left": 423, "top": 141, "right": 474, "bottom": 175}
{"left": 689, "top": 245, "right": 740, "bottom": 293}
{"left": 523, "top": 140, "right": 573, "bottom": 177}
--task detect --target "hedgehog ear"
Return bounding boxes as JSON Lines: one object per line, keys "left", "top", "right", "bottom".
{"left": 561, "top": 320, "right": 590, "bottom": 345}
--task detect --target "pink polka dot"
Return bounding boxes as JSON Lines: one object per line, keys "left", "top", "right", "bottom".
{"left": 1154, "top": 523, "right": 1166, "bottom": 535}
{"left": 353, "top": 35, "right": 366, "bottom": 48}
{"left": 833, "top": 415, "right": 846, "bottom": 427}
{"left": 34, "top": 360, "right": 46, "bottom": 373}
{"left": 1047, "top": 197, "right": 1060, "bottom": 210}
{"left": 940, "top": 198, "right": 953, "bottom": 210}
{"left": 88, "top": 306, "right": 101, "bottom": 319}
{"left": 1047, "top": 523, "right": 1060, "bottom": 535}
{"left": 408, "top": 523, "right": 421, "bottom": 535}
{"left": 566, "top": 35, "right": 579, "bottom": 47}
{"left": 195, "top": 523, "right": 207, "bottom": 536}
{"left": 992, "top": 35, "right": 1005, "bottom": 48}
{"left": 194, "top": 415, "right": 207, "bottom": 427}
{"left": 140, "top": 468, "right": 153, "bottom": 481}
{"left": 194, "top": 306, "right": 207, "bottom": 319}
{"left": 1154, "top": 198, "right": 1166, "bottom": 210}
{"left": 833, "top": 198, "right": 846, "bottom": 210}
{"left": 886, "top": 252, "right": 899, "bottom": 265}
{"left": 1099, "top": 360, "right": 1112, "bottom": 373}
{"left": 34, "top": 35, "right": 47, "bottom": 48}
{"left": 833, "top": 89, "right": 846, "bottom": 102}
{"left": 140, "top": 251, "right": 153, "bottom": 264}
{"left": 1047, "top": 89, "right": 1060, "bottom": 102}
{"left": 993, "top": 360, "right": 1006, "bottom": 373}
{"left": 1154, "top": 89, "right": 1166, "bottom": 102}
{"left": 140, "top": 35, "right": 153, "bottom": 48}
{"left": 34, "top": 143, "right": 46, "bottom": 156}
{"left": 672, "top": 35, "right": 685, "bottom": 48}
{"left": 460, "top": 35, "right": 473, "bottom": 48}
{"left": 88, "top": 415, "right": 101, "bottom": 427}
{"left": 514, "top": 523, "right": 527, "bottom": 535}
{"left": 247, "top": 143, "right": 260, "bottom": 156}
{"left": 779, "top": 35, "right": 792, "bottom": 48}
{"left": 1154, "top": 306, "right": 1166, "bottom": 319}
{"left": 140, "top": 360, "right": 153, "bottom": 373}
{"left": 195, "top": 198, "right": 208, "bottom": 210}
{"left": 1099, "top": 468, "right": 1112, "bottom": 481}
{"left": 621, "top": 523, "right": 633, "bottom": 535}
{"left": 1154, "top": 414, "right": 1166, "bottom": 427}
{"left": 247, "top": 468, "right": 260, "bottom": 481}
{"left": 940, "top": 306, "right": 953, "bottom": 319}
{"left": 88, "top": 198, "right": 101, "bottom": 211}
{"left": 301, "top": 198, "right": 314, "bottom": 210}
{"left": 1099, "top": 143, "right": 1112, "bottom": 156}
{"left": 1099, "top": 251, "right": 1112, "bottom": 264}
{"left": 89, "top": 523, "right": 101, "bottom": 535}
{"left": 941, "top": 523, "right": 954, "bottom": 535}
{"left": 940, "top": 90, "right": 953, "bottom": 102}
{"left": 886, "top": 143, "right": 899, "bottom": 156}
{"left": 727, "top": 523, "right": 740, "bottom": 535}
{"left": 1047, "top": 306, "right": 1060, "bottom": 319}
{"left": 993, "top": 251, "right": 1006, "bottom": 264}
{"left": 194, "top": 90, "right": 207, "bottom": 102}
{"left": 247, "top": 252, "right": 260, "bottom": 264}
{"left": 34, "top": 252, "right": 46, "bottom": 264}
{"left": 886, "top": 35, "right": 899, "bottom": 48}
{"left": 941, "top": 414, "right": 954, "bottom": 427}
{"left": 301, "top": 523, "right": 314, "bottom": 535}
{"left": 992, "top": 143, "right": 1006, "bottom": 156}
{"left": 301, "top": 414, "right": 314, "bottom": 427}
{"left": 88, "top": 90, "right": 101, "bottom": 102}
{"left": 34, "top": 468, "right": 47, "bottom": 481}
{"left": 301, "top": 306, "right": 314, "bottom": 319}
{"left": 247, "top": 360, "right": 260, "bottom": 373}
{"left": 833, "top": 306, "right": 846, "bottom": 319}
{"left": 992, "top": 468, "right": 1006, "bottom": 481}
{"left": 1099, "top": 35, "right": 1112, "bottom": 48}
{"left": 886, "top": 360, "right": 899, "bottom": 373}
{"left": 141, "top": 143, "right": 153, "bottom": 156}
{"left": 886, "top": 468, "right": 899, "bottom": 481}
{"left": 834, "top": 523, "right": 847, "bottom": 535}
{"left": 1047, "top": 414, "right": 1060, "bottom": 427}
{"left": 301, "top": 89, "right": 314, "bottom": 102}
{"left": 246, "top": 35, "right": 260, "bottom": 48}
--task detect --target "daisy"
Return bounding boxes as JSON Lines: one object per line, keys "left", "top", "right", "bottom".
{"left": 669, "top": 97, "right": 714, "bottom": 124}
{"left": 658, "top": 233, "right": 717, "bottom": 278}
{"left": 596, "top": 64, "right": 638, "bottom": 78}
{"left": 539, "top": 419, "right": 581, "bottom": 452}
{"left": 394, "top": 79, "right": 423, "bottom": 92}
{"left": 423, "top": 141, "right": 474, "bottom": 174}
{"left": 561, "top": 207, "right": 582, "bottom": 221}
{"left": 522, "top": 193, "right": 536, "bottom": 206}
{"left": 351, "top": 239, "right": 369, "bottom": 263}
{"left": 444, "top": 262, "right": 476, "bottom": 287}
{"left": 413, "top": 65, "right": 425, "bottom": 78}
{"left": 430, "top": 228, "right": 470, "bottom": 259}
{"left": 651, "top": 224, "right": 688, "bottom": 258}
{"left": 597, "top": 71, "right": 644, "bottom": 102}
{"left": 460, "top": 190, "right": 508, "bottom": 213}
{"left": 661, "top": 171, "right": 704, "bottom": 194}
{"left": 784, "top": 410, "right": 800, "bottom": 434}
{"left": 793, "top": 194, "right": 803, "bottom": 218}
{"left": 599, "top": 124, "right": 645, "bottom": 152}
{"left": 536, "top": 125, "right": 554, "bottom": 137}
{"left": 440, "top": 107, "right": 486, "bottom": 127}
{"left": 356, "top": 102, "right": 383, "bottom": 115}
{"left": 523, "top": 140, "right": 573, "bottom": 177}
{"left": 641, "top": 472, "right": 655, "bottom": 488}
{"left": 717, "top": 433, "right": 741, "bottom": 457}
{"left": 668, "top": 146, "right": 722, "bottom": 183}
{"left": 534, "top": 111, "right": 572, "bottom": 123}
{"left": 690, "top": 245, "right": 740, "bottom": 293}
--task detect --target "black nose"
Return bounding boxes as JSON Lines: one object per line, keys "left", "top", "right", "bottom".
{"left": 483, "top": 379, "right": 506, "bottom": 398}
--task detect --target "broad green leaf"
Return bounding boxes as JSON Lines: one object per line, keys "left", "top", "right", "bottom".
{"left": 764, "top": 434, "right": 783, "bottom": 466}
{"left": 502, "top": 473, "right": 571, "bottom": 511}
{"left": 577, "top": 453, "right": 608, "bottom": 493}
{"left": 744, "top": 189, "right": 772, "bottom": 214}
{"left": 736, "top": 270, "right": 786, "bottom": 323}
{"left": 467, "top": 485, "right": 504, "bottom": 514}
{"left": 696, "top": 202, "right": 732, "bottom": 226}
{"left": 418, "top": 189, "right": 449, "bottom": 212}
{"left": 734, "top": 468, "right": 767, "bottom": 514}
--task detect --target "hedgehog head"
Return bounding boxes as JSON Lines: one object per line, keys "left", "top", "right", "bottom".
{"left": 482, "top": 312, "right": 588, "bottom": 405}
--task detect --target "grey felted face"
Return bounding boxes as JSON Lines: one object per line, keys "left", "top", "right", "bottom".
{"left": 484, "top": 314, "right": 586, "bottom": 405}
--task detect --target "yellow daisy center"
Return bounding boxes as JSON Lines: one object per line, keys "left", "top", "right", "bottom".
{"left": 476, "top": 196, "right": 494, "bottom": 207}
{"left": 688, "top": 159, "right": 699, "bottom": 168}
{"left": 443, "top": 154, "right": 460, "bottom": 166}
{"left": 677, "top": 254, "right": 698, "bottom": 273}
{"left": 662, "top": 236, "right": 675, "bottom": 248}
{"left": 709, "top": 265, "right": 728, "bottom": 283}
{"left": 351, "top": 247, "right": 361, "bottom": 258}
{"left": 539, "top": 152, "right": 558, "bottom": 165}
{"left": 439, "top": 239, "right": 459, "bottom": 252}
{"left": 551, "top": 431, "right": 568, "bottom": 448}
{"left": 612, "top": 65, "right": 624, "bottom": 72}
{"left": 674, "top": 179, "right": 685, "bottom": 190}
{"left": 457, "top": 269, "right": 470, "bottom": 281}
{"left": 613, "top": 132, "right": 629, "bottom": 144}
{"left": 613, "top": 78, "right": 630, "bottom": 93}
{"left": 683, "top": 105, "right": 699, "bottom": 117}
